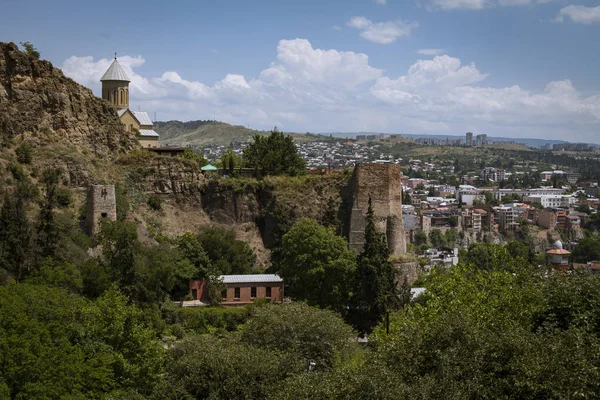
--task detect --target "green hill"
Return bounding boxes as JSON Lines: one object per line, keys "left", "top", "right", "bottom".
{"left": 153, "top": 120, "right": 268, "bottom": 147}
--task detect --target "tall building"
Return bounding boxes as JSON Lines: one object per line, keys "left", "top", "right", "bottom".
{"left": 101, "top": 57, "right": 160, "bottom": 148}
{"left": 466, "top": 132, "right": 473, "bottom": 146}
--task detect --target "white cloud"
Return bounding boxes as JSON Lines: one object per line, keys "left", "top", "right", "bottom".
{"left": 417, "top": 48, "right": 445, "bottom": 55}
{"left": 347, "top": 16, "right": 418, "bottom": 44}
{"left": 61, "top": 39, "right": 600, "bottom": 142}
{"left": 426, "top": 0, "right": 554, "bottom": 11}
{"left": 555, "top": 5, "right": 600, "bottom": 24}
{"left": 374, "top": 0, "right": 387, "bottom": 4}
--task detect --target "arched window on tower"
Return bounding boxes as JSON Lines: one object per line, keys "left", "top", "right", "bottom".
{"left": 125, "top": 89, "right": 128, "bottom": 105}
{"left": 113, "top": 90, "right": 117, "bottom": 104}
{"left": 120, "top": 90, "right": 124, "bottom": 104}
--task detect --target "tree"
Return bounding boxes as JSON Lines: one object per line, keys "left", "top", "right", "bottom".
{"left": 15, "top": 142, "right": 33, "bottom": 164}
{"left": 275, "top": 218, "right": 356, "bottom": 313}
{"left": 571, "top": 237, "right": 600, "bottom": 263}
{"left": 219, "top": 148, "right": 242, "bottom": 176}
{"left": 448, "top": 215, "right": 458, "bottom": 227}
{"left": 181, "top": 148, "right": 208, "bottom": 166}
{"left": 444, "top": 229, "right": 458, "bottom": 248}
{"left": 414, "top": 231, "right": 428, "bottom": 246}
{"left": 36, "top": 169, "right": 61, "bottom": 260}
{"left": 243, "top": 130, "right": 306, "bottom": 176}
{"left": 196, "top": 226, "right": 256, "bottom": 275}
{"left": 177, "top": 232, "right": 211, "bottom": 279}
{"left": 429, "top": 229, "right": 444, "bottom": 248}
{"left": 241, "top": 303, "right": 357, "bottom": 370}
{"left": 20, "top": 41, "right": 40, "bottom": 59}
{"left": 97, "top": 219, "right": 140, "bottom": 295}
{"left": 349, "top": 198, "right": 399, "bottom": 335}
{"left": 0, "top": 183, "right": 35, "bottom": 282}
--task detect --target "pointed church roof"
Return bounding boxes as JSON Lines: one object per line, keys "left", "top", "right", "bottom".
{"left": 100, "top": 58, "right": 130, "bottom": 82}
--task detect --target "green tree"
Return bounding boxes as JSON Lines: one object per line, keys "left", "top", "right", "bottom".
{"left": 414, "top": 231, "right": 428, "bottom": 246}
{"left": 571, "top": 237, "right": 600, "bottom": 263}
{"left": 97, "top": 219, "right": 141, "bottom": 294}
{"left": 241, "top": 303, "right": 358, "bottom": 369}
{"left": 219, "top": 148, "right": 242, "bottom": 176}
{"left": 181, "top": 148, "right": 208, "bottom": 166}
{"left": 444, "top": 229, "right": 458, "bottom": 247}
{"left": 429, "top": 229, "right": 444, "bottom": 248}
{"left": 15, "top": 142, "right": 33, "bottom": 164}
{"left": 349, "top": 198, "right": 399, "bottom": 335}
{"left": 36, "top": 169, "right": 61, "bottom": 259}
{"left": 196, "top": 226, "right": 256, "bottom": 275}
{"left": 20, "top": 41, "right": 40, "bottom": 58}
{"left": 0, "top": 183, "right": 35, "bottom": 282}
{"left": 243, "top": 130, "right": 306, "bottom": 176}
{"left": 177, "top": 232, "right": 211, "bottom": 279}
{"left": 275, "top": 218, "right": 356, "bottom": 313}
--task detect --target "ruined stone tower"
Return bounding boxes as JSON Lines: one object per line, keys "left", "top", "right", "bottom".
{"left": 86, "top": 185, "right": 117, "bottom": 235}
{"left": 348, "top": 163, "right": 406, "bottom": 255}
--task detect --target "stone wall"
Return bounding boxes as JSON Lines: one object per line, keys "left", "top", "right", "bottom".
{"left": 86, "top": 185, "right": 117, "bottom": 235}
{"left": 347, "top": 163, "right": 406, "bottom": 255}
{"left": 393, "top": 261, "right": 420, "bottom": 286}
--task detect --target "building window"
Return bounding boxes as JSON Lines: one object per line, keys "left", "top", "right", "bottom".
{"left": 251, "top": 287, "right": 256, "bottom": 298}
{"left": 234, "top": 287, "right": 240, "bottom": 300}
{"left": 120, "top": 90, "right": 123, "bottom": 104}
{"left": 265, "top": 287, "right": 271, "bottom": 298}
{"left": 191, "top": 289, "right": 197, "bottom": 300}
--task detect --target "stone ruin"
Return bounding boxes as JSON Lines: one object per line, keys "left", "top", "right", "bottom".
{"left": 347, "top": 163, "right": 419, "bottom": 285}
{"left": 86, "top": 185, "right": 117, "bottom": 235}
{"left": 348, "top": 163, "right": 406, "bottom": 255}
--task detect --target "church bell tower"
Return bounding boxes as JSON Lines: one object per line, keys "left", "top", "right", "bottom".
{"left": 100, "top": 55, "right": 130, "bottom": 110}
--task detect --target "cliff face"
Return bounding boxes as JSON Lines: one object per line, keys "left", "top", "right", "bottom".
{"left": 0, "top": 42, "right": 136, "bottom": 157}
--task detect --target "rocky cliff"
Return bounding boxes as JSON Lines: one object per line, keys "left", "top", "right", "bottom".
{"left": 0, "top": 42, "right": 136, "bottom": 158}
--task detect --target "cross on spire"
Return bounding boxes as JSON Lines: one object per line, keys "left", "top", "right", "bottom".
{"left": 114, "top": 52, "right": 117, "bottom": 59}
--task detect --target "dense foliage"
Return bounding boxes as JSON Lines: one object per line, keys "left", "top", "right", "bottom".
{"left": 243, "top": 130, "right": 306, "bottom": 176}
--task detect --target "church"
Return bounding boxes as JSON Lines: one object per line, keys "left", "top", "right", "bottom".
{"left": 100, "top": 57, "right": 159, "bottom": 148}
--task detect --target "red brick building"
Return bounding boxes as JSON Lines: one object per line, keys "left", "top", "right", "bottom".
{"left": 189, "top": 274, "right": 284, "bottom": 306}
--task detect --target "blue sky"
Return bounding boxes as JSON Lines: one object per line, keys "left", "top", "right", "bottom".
{"left": 2, "top": 0, "right": 600, "bottom": 141}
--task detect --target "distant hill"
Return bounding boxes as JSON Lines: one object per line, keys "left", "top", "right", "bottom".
{"left": 154, "top": 120, "right": 267, "bottom": 147}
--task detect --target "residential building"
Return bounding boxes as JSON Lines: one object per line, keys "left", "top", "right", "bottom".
{"left": 189, "top": 274, "right": 284, "bottom": 306}
{"left": 524, "top": 195, "right": 575, "bottom": 208}
{"left": 466, "top": 132, "right": 473, "bottom": 146}
{"left": 538, "top": 208, "right": 567, "bottom": 229}
{"left": 493, "top": 206, "right": 516, "bottom": 232}
{"left": 423, "top": 248, "right": 459, "bottom": 269}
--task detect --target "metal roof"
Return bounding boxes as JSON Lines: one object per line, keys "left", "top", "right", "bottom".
{"left": 117, "top": 109, "right": 127, "bottom": 117}
{"left": 139, "top": 129, "right": 159, "bottom": 137}
{"left": 133, "top": 111, "right": 153, "bottom": 126}
{"left": 218, "top": 274, "right": 283, "bottom": 284}
{"left": 101, "top": 58, "right": 130, "bottom": 82}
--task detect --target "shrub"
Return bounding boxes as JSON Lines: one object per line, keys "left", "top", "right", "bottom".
{"left": 15, "top": 143, "right": 33, "bottom": 164}
{"left": 56, "top": 188, "right": 72, "bottom": 207}
{"left": 147, "top": 194, "right": 162, "bottom": 211}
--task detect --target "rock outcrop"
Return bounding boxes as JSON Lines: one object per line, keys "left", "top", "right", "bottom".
{"left": 0, "top": 42, "right": 136, "bottom": 157}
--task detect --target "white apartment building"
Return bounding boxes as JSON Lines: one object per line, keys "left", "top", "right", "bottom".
{"left": 523, "top": 195, "right": 575, "bottom": 208}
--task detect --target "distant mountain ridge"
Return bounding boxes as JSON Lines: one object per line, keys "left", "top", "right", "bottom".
{"left": 154, "top": 120, "right": 266, "bottom": 147}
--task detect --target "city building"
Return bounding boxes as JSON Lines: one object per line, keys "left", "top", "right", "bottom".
{"left": 188, "top": 274, "right": 284, "bottom": 306}
{"left": 466, "top": 132, "right": 473, "bottom": 146}
{"left": 422, "top": 248, "right": 459, "bottom": 269}
{"left": 538, "top": 208, "right": 567, "bottom": 229}
{"left": 493, "top": 206, "right": 516, "bottom": 232}
{"left": 523, "top": 195, "right": 575, "bottom": 209}
{"left": 100, "top": 57, "right": 160, "bottom": 148}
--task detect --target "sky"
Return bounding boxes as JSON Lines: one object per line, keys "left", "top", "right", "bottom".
{"left": 2, "top": 0, "right": 600, "bottom": 142}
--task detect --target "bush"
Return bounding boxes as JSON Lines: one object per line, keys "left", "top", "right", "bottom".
{"left": 174, "top": 306, "right": 252, "bottom": 334}
{"left": 15, "top": 143, "right": 33, "bottom": 164}
{"left": 56, "top": 188, "right": 72, "bottom": 207}
{"left": 147, "top": 194, "right": 162, "bottom": 211}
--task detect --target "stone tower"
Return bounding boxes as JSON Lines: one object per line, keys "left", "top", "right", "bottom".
{"left": 101, "top": 57, "right": 130, "bottom": 110}
{"left": 86, "top": 185, "right": 117, "bottom": 235}
{"left": 348, "top": 163, "right": 406, "bottom": 256}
